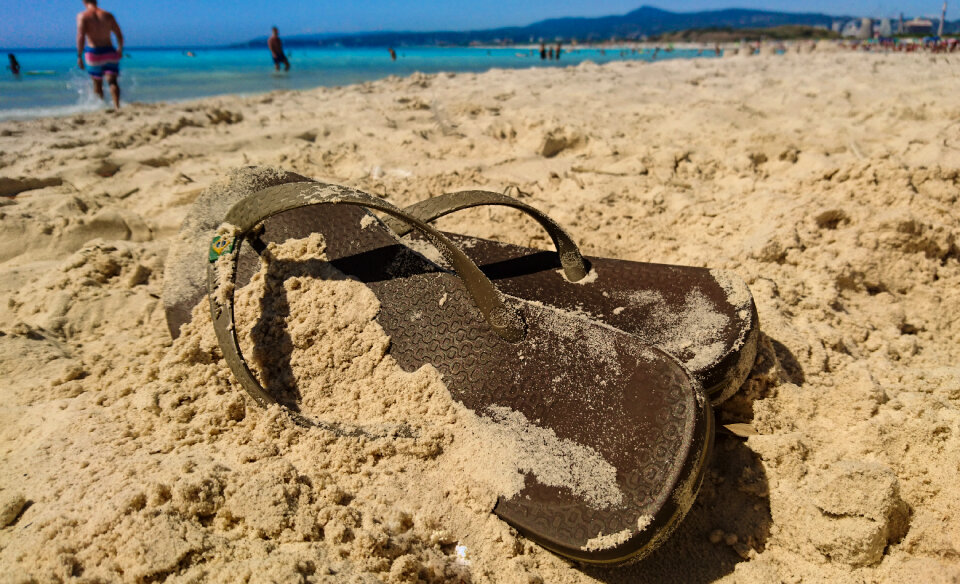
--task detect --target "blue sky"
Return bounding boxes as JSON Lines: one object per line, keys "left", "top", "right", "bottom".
{"left": 1, "top": 1, "right": 950, "bottom": 48}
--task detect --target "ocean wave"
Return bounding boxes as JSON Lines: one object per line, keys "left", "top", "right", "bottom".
{"left": 0, "top": 102, "right": 108, "bottom": 122}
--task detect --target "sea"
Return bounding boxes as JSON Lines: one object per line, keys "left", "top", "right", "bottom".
{"left": 0, "top": 46, "right": 715, "bottom": 121}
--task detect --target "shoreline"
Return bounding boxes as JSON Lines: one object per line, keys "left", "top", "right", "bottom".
{"left": 0, "top": 46, "right": 715, "bottom": 123}
{"left": 8, "top": 39, "right": 946, "bottom": 123}
{"left": 0, "top": 42, "right": 835, "bottom": 123}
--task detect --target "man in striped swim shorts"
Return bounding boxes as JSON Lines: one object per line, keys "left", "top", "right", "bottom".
{"left": 76, "top": 0, "right": 124, "bottom": 109}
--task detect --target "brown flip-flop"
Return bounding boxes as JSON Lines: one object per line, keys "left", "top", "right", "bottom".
{"left": 173, "top": 169, "right": 713, "bottom": 565}
{"left": 387, "top": 190, "right": 760, "bottom": 404}
{"left": 165, "top": 177, "right": 758, "bottom": 405}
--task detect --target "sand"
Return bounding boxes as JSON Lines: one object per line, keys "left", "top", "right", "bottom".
{"left": 1, "top": 50, "right": 959, "bottom": 582}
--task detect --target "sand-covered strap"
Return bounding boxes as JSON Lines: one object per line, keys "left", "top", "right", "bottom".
{"left": 385, "top": 190, "right": 589, "bottom": 282}
{"left": 206, "top": 182, "right": 528, "bottom": 427}
{"left": 219, "top": 182, "right": 526, "bottom": 340}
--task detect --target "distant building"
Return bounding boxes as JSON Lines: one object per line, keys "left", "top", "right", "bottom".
{"left": 831, "top": 21, "right": 844, "bottom": 33}
{"left": 858, "top": 17, "right": 874, "bottom": 39}
{"left": 841, "top": 20, "right": 862, "bottom": 38}
{"left": 904, "top": 17, "right": 935, "bottom": 34}
{"left": 878, "top": 18, "right": 893, "bottom": 37}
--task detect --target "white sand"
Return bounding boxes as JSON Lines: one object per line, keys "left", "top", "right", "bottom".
{"left": 1, "top": 50, "right": 959, "bottom": 582}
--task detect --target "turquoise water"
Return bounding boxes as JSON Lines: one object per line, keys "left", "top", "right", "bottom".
{"left": 0, "top": 46, "right": 714, "bottom": 120}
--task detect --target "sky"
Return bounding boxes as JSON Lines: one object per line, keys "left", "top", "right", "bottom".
{"left": 1, "top": 0, "right": 951, "bottom": 49}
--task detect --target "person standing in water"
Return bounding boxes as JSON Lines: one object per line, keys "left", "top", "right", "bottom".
{"left": 268, "top": 27, "right": 290, "bottom": 71}
{"left": 388, "top": 47, "right": 397, "bottom": 61}
{"left": 540, "top": 43, "right": 547, "bottom": 60}
{"left": 76, "top": 0, "right": 123, "bottom": 109}
{"left": 6, "top": 54, "right": 20, "bottom": 76}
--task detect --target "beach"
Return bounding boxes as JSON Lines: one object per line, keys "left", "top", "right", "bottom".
{"left": 1, "top": 49, "right": 959, "bottom": 582}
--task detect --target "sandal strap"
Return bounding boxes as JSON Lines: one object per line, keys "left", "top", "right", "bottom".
{"left": 385, "top": 189, "right": 588, "bottom": 281}
{"left": 206, "top": 182, "right": 527, "bottom": 425}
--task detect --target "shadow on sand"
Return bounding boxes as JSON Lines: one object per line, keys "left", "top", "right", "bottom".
{"left": 579, "top": 332, "right": 801, "bottom": 583}
{"left": 579, "top": 436, "right": 771, "bottom": 584}
{"left": 245, "top": 257, "right": 330, "bottom": 411}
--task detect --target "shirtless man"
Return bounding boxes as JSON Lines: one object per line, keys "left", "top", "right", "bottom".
{"left": 77, "top": 0, "right": 124, "bottom": 109}
{"left": 268, "top": 27, "right": 290, "bottom": 71}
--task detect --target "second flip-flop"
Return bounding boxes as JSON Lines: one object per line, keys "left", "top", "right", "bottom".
{"left": 387, "top": 190, "right": 760, "bottom": 404}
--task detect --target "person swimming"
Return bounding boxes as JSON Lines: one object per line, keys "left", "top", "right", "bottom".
{"left": 6, "top": 54, "right": 20, "bottom": 76}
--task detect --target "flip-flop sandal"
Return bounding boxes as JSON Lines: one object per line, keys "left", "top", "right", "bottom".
{"left": 186, "top": 173, "right": 713, "bottom": 565}
{"left": 386, "top": 190, "right": 760, "bottom": 405}
{"left": 165, "top": 175, "right": 758, "bottom": 405}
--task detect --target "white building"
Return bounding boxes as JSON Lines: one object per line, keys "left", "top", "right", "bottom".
{"left": 878, "top": 18, "right": 893, "bottom": 36}
{"left": 841, "top": 20, "right": 862, "bottom": 38}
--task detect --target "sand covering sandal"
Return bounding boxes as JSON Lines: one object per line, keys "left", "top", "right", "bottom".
{"left": 167, "top": 171, "right": 713, "bottom": 565}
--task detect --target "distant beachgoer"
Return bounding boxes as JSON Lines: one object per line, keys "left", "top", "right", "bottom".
{"left": 185, "top": 51, "right": 196, "bottom": 57}
{"left": 77, "top": 0, "right": 123, "bottom": 109}
{"left": 548, "top": 47, "right": 554, "bottom": 60}
{"left": 540, "top": 43, "right": 547, "bottom": 60}
{"left": 555, "top": 42, "right": 562, "bottom": 60}
{"left": 388, "top": 47, "right": 397, "bottom": 61}
{"left": 269, "top": 27, "right": 290, "bottom": 71}
{"left": 6, "top": 54, "right": 20, "bottom": 76}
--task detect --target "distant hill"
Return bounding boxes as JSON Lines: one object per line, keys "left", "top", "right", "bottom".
{"left": 235, "top": 5, "right": 960, "bottom": 48}
{"left": 234, "top": 6, "right": 856, "bottom": 48}
{"left": 652, "top": 25, "right": 840, "bottom": 43}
